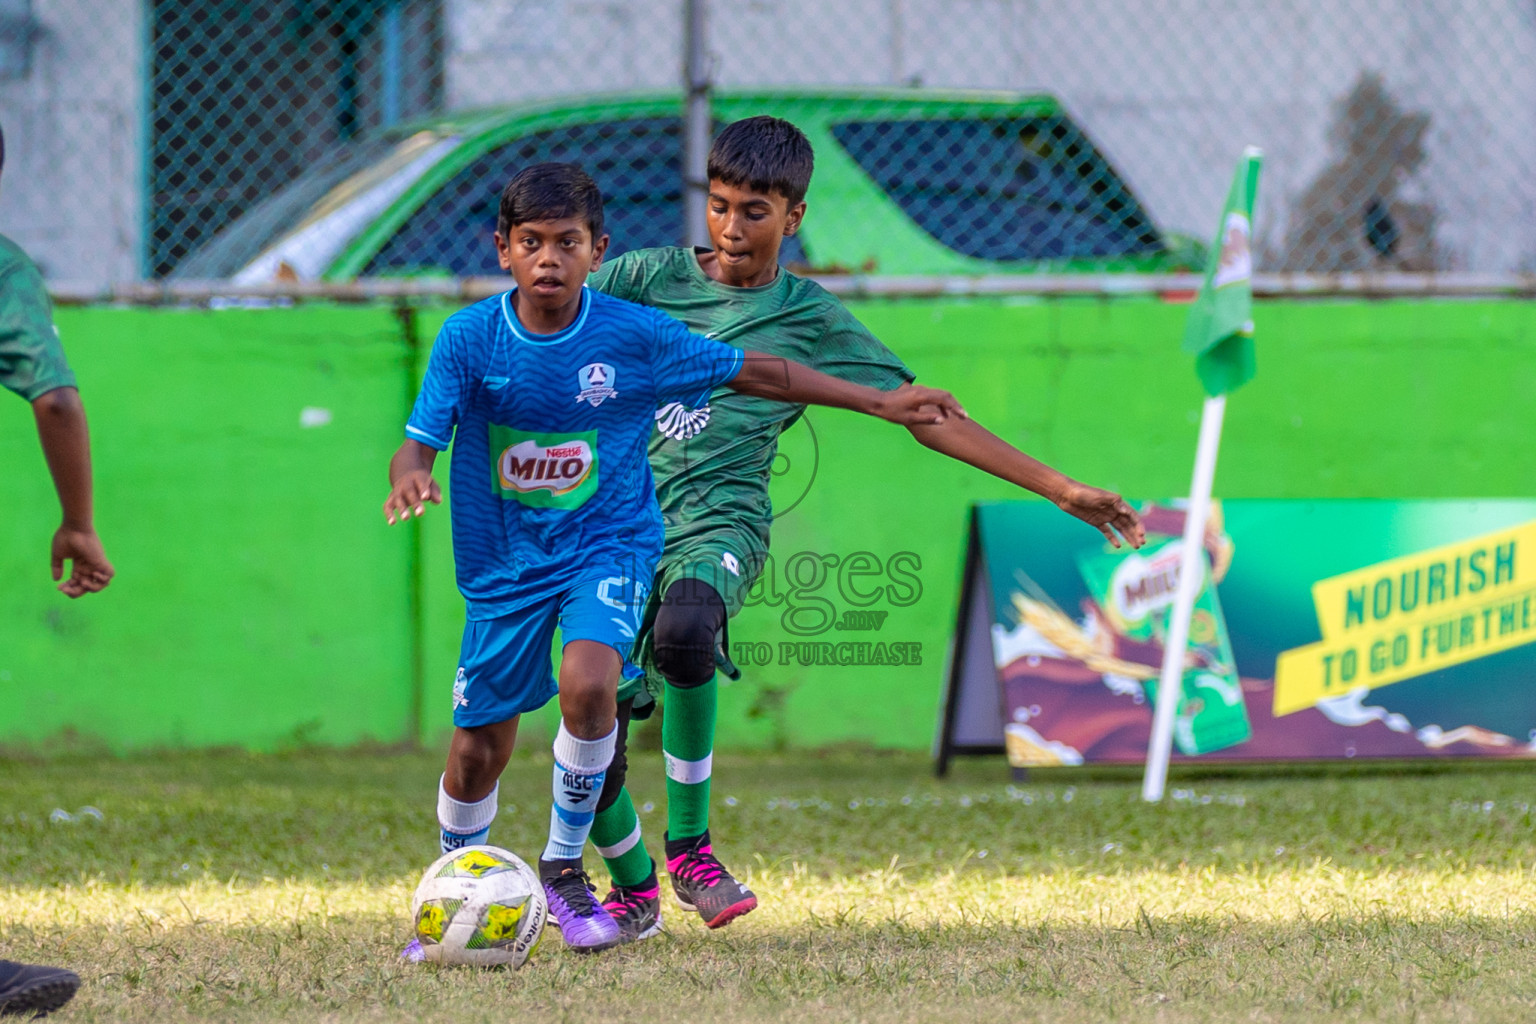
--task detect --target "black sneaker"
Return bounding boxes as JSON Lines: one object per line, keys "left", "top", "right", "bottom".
{"left": 0, "top": 960, "right": 80, "bottom": 1017}
{"left": 602, "top": 882, "right": 663, "bottom": 943}
{"left": 665, "top": 834, "right": 758, "bottom": 929}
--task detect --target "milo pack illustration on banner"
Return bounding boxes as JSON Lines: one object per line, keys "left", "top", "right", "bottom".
{"left": 1076, "top": 504, "right": 1251, "bottom": 755}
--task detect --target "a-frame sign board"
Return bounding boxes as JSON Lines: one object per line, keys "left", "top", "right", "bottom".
{"left": 934, "top": 507, "right": 1004, "bottom": 775}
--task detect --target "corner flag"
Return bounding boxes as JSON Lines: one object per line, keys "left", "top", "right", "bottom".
{"left": 1183, "top": 147, "right": 1263, "bottom": 396}
{"left": 1143, "top": 147, "right": 1263, "bottom": 803}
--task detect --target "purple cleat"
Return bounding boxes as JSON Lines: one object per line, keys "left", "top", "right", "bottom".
{"left": 540, "top": 861, "right": 621, "bottom": 953}
{"left": 399, "top": 938, "right": 426, "bottom": 963}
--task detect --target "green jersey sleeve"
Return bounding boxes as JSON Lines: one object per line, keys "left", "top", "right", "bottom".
{"left": 810, "top": 299, "right": 915, "bottom": 392}
{"left": 0, "top": 241, "right": 74, "bottom": 402}
{"left": 587, "top": 249, "right": 640, "bottom": 302}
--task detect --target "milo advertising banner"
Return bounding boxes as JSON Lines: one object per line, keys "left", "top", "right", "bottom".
{"left": 935, "top": 500, "right": 1536, "bottom": 771}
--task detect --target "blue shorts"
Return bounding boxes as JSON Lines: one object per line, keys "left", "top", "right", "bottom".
{"left": 451, "top": 573, "right": 650, "bottom": 728}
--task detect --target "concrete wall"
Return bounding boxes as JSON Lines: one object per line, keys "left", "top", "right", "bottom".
{"left": 445, "top": 0, "right": 682, "bottom": 109}
{"left": 0, "top": 0, "right": 143, "bottom": 283}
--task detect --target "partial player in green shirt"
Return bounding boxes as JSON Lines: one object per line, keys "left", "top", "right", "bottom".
{"left": 585, "top": 117, "right": 1144, "bottom": 941}
{"left": 0, "top": 122, "right": 111, "bottom": 1018}
{"left": 0, "top": 126, "right": 113, "bottom": 598}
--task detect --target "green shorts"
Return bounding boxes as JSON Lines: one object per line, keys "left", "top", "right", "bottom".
{"left": 617, "top": 532, "right": 765, "bottom": 706}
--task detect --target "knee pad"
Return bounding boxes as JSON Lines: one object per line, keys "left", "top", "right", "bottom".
{"left": 652, "top": 578, "right": 725, "bottom": 689}
{"left": 595, "top": 745, "right": 628, "bottom": 813}
{"left": 595, "top": 700, "right": 633, "bottom": 814}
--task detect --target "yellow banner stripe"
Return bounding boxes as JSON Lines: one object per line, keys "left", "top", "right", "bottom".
{"left": 1274, "top": 583, "right": 1536, "bottom": 716}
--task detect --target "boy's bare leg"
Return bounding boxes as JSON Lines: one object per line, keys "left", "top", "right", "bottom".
{"left": 444, "top": 719, "right": 519, "bottom": 801}
{"left": 555, "top": 640, "right": 619, "bottom": 739}
{"left": 437, "top": 718, "right": 518, "bottom": 852}
{"left": 402, "top": 718, "right": 523, "bottom": 961}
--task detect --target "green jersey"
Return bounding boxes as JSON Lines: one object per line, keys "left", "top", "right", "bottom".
{"left": 590, "top": 246, "right": 913, "bottom": 562}
{"left": 0, "top": 234, "right": 74, "bottom": 401}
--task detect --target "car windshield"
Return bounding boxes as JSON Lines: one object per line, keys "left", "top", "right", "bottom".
{"left": 831, "top": 116, "right": 1164, "bottom": 262}
{"left": 171, "top": 130, "right": 455, "bottom": 280}
{"left": 364, "top": 117, "right": 818, "bottom": 276}
{"left": 365, "top": 117, "right": 686, "bottom": 276}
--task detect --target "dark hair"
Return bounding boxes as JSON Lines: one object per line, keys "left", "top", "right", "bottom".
{"left": 707, "top": 116, "right": 814, "bottom": 206}
{"left": 496, "top": 162, "right": 604, "bottom": 240}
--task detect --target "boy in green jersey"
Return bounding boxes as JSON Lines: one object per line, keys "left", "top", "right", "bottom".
{"left": 585, "top": 116, "right": 1144, "bottom": 940}
{"left": 0, "top": 122, "right": 113, "bottom": 1017}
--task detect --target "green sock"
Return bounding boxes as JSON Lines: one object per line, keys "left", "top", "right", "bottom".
{"left": 590, "top": 787, "right": 654, "bottom": 888}
{"left": 663, "top": 673, "right": 717, "bottom": 840}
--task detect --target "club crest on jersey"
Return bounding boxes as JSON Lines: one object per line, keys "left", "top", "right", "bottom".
{"left": 575, "top": 362, "right": 618, "bottom": 407}
{"left": 656, "top": 401, "right": 711, "bottom": 441}
{"left": 488, "top": 426, "right": 600, "bottom": 509}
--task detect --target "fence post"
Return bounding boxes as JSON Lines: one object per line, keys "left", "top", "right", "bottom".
{"left": 381, "top": 0, "right": 403, "bottom": 128}
{"left": 682, "top": 0, "right": 712, "bottom": 248}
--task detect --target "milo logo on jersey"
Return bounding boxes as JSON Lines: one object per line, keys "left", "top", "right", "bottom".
{"left": 488, "top": 426, "right": 599, "bottom": 509}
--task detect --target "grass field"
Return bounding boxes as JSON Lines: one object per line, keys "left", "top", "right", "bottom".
{"left": 5, "top": 748, "right": 1536, "bottom": 1022}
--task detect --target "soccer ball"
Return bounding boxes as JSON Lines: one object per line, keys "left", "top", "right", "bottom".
{"left": 410, "top": 845, "right": 547, "bottom": 968}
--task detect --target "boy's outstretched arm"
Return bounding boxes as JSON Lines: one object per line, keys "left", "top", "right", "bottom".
{"left": 383, "top": 440, "right": 442, "bottom": 524}
{"left": 906, "top": 402, "right": 1145, "bottom": 549}
{"left": 728, "top": 351, "right": 965, "bottom": 426}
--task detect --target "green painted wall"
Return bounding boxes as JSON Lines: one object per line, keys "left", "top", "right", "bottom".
{"left": 3, "top": 298, "right": 1531, "bottom": 752}
{"left": 0, "top": 307, "right": 416, "bottom": 749}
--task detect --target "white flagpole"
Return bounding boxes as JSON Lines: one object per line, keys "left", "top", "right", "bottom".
{"left": 1142, "top": 393, "right": 1227, "bottom": 802}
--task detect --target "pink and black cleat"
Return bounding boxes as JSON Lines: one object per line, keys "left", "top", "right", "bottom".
{"left": 666, "top": 833, "right": 758, "bottom": 929}
{"left": 602, "top": 883, "right": 663, "bottom": 943}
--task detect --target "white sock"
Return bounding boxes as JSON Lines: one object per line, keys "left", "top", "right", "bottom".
{"left": 542, "top": 722, "right": 616, "bottom": 863}
{"left": 438, "top": 775, "right": 497, "bottom": 852}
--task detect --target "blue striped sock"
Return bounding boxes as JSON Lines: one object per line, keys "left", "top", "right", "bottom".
{"left": 437, "top": 776, "right": 497, "bottom": 854}
{"left": 440, "top": 826, "right": 490, "bottom": 853}
{"left": 541, "top": 723, "right": 616, "bottom": 862}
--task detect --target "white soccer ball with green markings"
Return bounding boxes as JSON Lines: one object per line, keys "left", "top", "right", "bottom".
{"left": 410, "top": 845, "right": 546, "bottom": 968}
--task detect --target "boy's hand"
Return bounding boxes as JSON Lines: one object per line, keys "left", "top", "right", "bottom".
{"left": 1056, "top": 482, "right": 1145, "bottom": 549}
{"left": 51, "top": 525, "right": 114, "bottom": 598}
{"left": 874, "top": 384, "right": 967, "bottom": 426}
{"left": 384, "top": 471, "right": 442, "bottom": 524}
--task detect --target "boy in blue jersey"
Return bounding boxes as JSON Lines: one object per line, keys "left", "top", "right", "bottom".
{"left": 384, "top": 162, "right": 962, "bottom": 954}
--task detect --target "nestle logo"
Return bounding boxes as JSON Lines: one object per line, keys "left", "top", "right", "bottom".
{"left": 546, "top": 446, "right": 583, "bottom": 457}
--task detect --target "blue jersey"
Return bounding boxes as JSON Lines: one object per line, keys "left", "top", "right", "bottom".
{"left": 406, "top": 286, "right": 744, "bottom": 619}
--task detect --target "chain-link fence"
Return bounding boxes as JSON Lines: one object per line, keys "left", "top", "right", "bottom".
{"left": 147, "top": 0, "right": 443, "bottom": 279}
{"left": 703, "top": 0, "right": 1536, "bottom": 276}
{"left": 3, "top": 0, "right": 1535, "bottom": 285}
